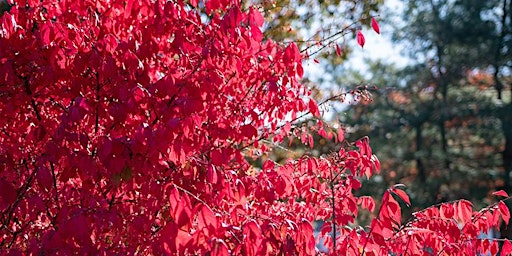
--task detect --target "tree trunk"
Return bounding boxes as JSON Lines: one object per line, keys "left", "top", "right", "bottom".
{"left": 501, "top": 105, "right": 512, "bottom": 192}
{"left": 416, "top": 124, "right": 426, "bottom": 182}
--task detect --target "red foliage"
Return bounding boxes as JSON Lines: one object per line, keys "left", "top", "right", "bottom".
{"left": 356, "top": 30, "right": 365, "bottom": 48}
{"left": 0, "top": 0, "right": 510, "bottom": 255}
{"left": 371, "top": 17, "right": 380, "bottom": 35}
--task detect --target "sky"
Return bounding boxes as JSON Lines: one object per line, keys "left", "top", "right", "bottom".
{"left": 347, "top": 0, "right": 410, "bottom": 71}
{"left": 299, "top": 0, "right": 410, "bottom": 120}
{"left": 302, "top": 0, "right": 410, "bottom": 83}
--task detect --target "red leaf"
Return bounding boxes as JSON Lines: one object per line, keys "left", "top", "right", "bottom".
{"left": 308, "top": 99, "right": 320, "bottom": 117}
{"left": 102, "top": 34, "right": 118, "bottom": 53}
{"left": 440, "top": 203, "right": 454, "bottom": 219}
{"left": 212, "top": 239, "right": 230, "bottom": 256}
{"left": 335, "top": 44, "right": 342, "bottom": 57}
{"left": 168, "top": 187, "right": 192, "bottom": 228}
{"left": 249, "top": 7, "right": 265, "bottom": 27}
{"left": 37, "top": 166, "right": 53, "bottom": 191}
{"left": 493, "top": 190, "right": 509, "bottom": 198}
{"left": 241, "top": 124, "right": 257, "bottom": 139}
{"left": 189, "top": 0, "right": 198, "bottom": 7}
{"left": 283, "top": 122, "right": 292, "bottom": 134}
{"left": 211, "top": 149, "right": 224, "bottom": 166}
{"left": 337, "top": 127, "right": 345, "bottom": 142}
{"left": 320, "top": 223, "right": 332, "bottom": 236}
{"left": 358, "top": 196, "right": 376, "bottom": 212}
{"left": 299, "top": 221, "right": 316, "bottom": 255}
{"left": 125, "top": 0, "right": 135, "bottom": 19}
{"left": 198, "top": 204, "right": 217, "bottom": 230}
{"left": 356, "top": 30, "right": 365, "bottom": 48}
{"left": 372, "top": 155, "right": 381, "bottom": 173}
{"left": 501, "top": 239, "right": 512, "bottom": 256}
{"left": 371, "top": 17, "right": 380, "bottom": 34}
{"left": 250, "top": 25, "right": 263, "bottom": 41}
{"left": 457, "top": 200, "right": 473, "bottom": 224}
{"left": 68, "top": 214, "right": 91, "bottom": 242}
{"left": 161, "top": 221, "right": 192, "bottom": 253}
{"left": 262, "top": 160, "right": 275, "bottom": 171}
{"left": 383, "top": 196, "right": 401, "bottom": 225}
{"left": 491, "top": 240, "right": 499, "bottom": 256}
{"left": 168, "top": 187, "right": 180, "bottom": 212}
{"left": 59, "top": 166, "right": 77, "bottom": 182}
{"left": 307, "top": 134, "right": 314, "bottom": 148}
{"left": 318, "top": 127, "right": 327, "bottom": 138}
{"left": 372, "top": 232, "right": 386, "bottom": 247}
{"left": 296, "top": 63, "right": 304, "bottom": 78}
{"left": 351, "top": 178, "right": 361, "bottom": 190}
{"left": 39, "top": 21, "right": 53, "bottom": 45}
{"left": 206, "top": 165, "right": 218, "bottom": 184}
{"left": 284, "top": 43, "right": 301, "bottom": 63}
{"left": 0, "top": 178, "right": 16, "bottom": 211}
{"left": 499, "top": 201, "right": 510, "bottom": 225}
{"left": 175, "top": 198, "right": 191, "bottom": 228}
{"left": 243, "top": 220, "right": 262, "bottom": 255}
{"left": 392, "top": 188, "right": 410, "bottom": 206}
{"left": 0, "top": 12, "right": 16, "bottom": 39}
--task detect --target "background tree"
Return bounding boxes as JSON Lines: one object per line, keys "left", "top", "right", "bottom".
{"left": 343, "top": 62, "right": 503, "bottom": 209}
{"left": 332, "top": 0, "right": 512, "bottom": 229}
{"left": 261, "top": 0, "right": 381, "bottom": 44}
{"left": 394, "top": 0, "right": 512, "bottom": 204}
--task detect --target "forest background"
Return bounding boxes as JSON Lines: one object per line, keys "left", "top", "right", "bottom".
{"left": 275, "top": 0, "right": 512, "bottom": 236}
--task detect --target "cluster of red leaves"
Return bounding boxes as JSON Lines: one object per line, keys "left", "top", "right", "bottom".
{"left": 355, "top": 190, "right": 512, "bottom": 256}
{"left": 0, "top": 0, "right": 511, "bottom": 255}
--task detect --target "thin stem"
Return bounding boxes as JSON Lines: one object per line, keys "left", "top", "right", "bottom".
{"left": 94, "top": 71, "right": 100, "bottom": 134}
{"left": 239, "top": 91, "right": 350, "bottom": 152}
{"left": 174, "top": 184, "right": 214, "bottom": 213}
{"left": 22, "top": 78, "right": 42, "bottom": 121}
{"left": 330, "top": 168, "right": 337, "bottom": 253}
{"left": 49, "top": 161, "right": 59, "bottom": 205}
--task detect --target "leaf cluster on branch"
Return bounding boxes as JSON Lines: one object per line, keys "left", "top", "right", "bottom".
{"left": 0, "top": 0, "right": 511, "bottom": 255}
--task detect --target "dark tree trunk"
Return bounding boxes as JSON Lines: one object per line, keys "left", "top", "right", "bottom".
{"left": 501, "top": 105, "right": 512, "bottom": 192}
{"left": 416, "top": 124, "right": 426, "bottom": 183}
{"left": 496, "top": 0, "right": 512, "bottom": 241}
